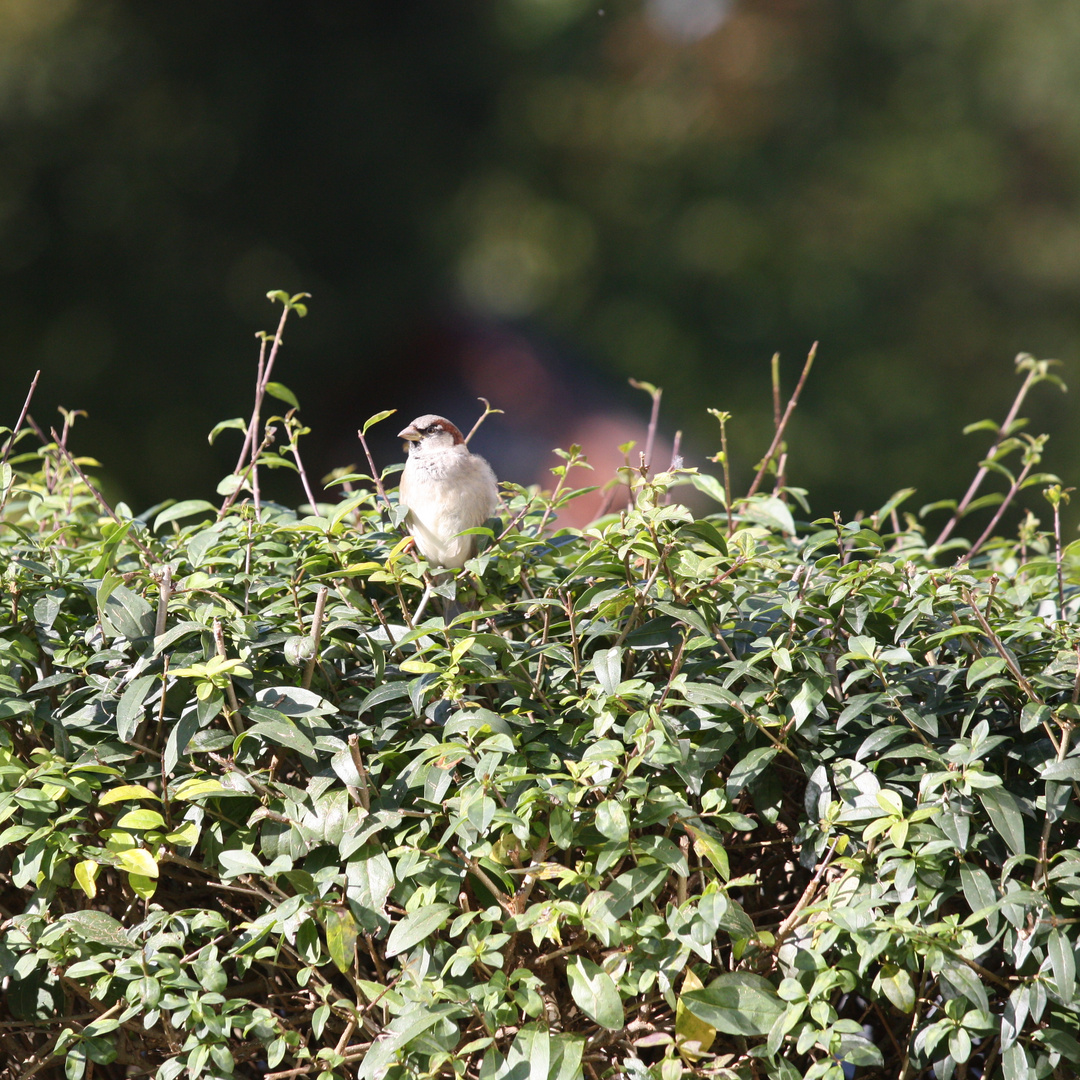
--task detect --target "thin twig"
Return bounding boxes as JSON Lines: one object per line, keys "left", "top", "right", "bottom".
{"left": 960, "top": 457, "right": 1036, "bottom": 563}
{"left": 57, "top": 407, "right": 85, "bottom": 452}
{"left": 719, "top": 414, "right": 733, "bottom": 535}
{"left": 1038, "top": 716, "right": 1072, "bottom": 886}
{"left": 219, "top": 425, "right": 277, "bottom": 519}
{"left": 746, "top": 342, "right": 817, "bottom": 499}
{"left": 285, "top": 410, "right": 320, "bottom": 512}
{"left": 898, "top": 965, "right": 931, "bottom": 1080}
{"left": 771, "top": 351, "right": 782, "bottom": 430}
{"left": 409, "top": 582, "right": 434, "bottom": 628}
{"left": 668, "top": 430, "right": 682, "bottom": 471}
{"left": 614, "top": 547, "right": 670, "bottom": 648}
{"left": 0, "top": 372, "right": 42, "bottom": 517}
{"left": 151, "top": 655, "right": 170, "bottom": 757}
{"left": 1, "top": 369, "right": 40, "bottom": 469}
{"left": 357, "top": 428, "right": 394, "bottom": 515}
{"left": 369, "top": 597, "right": 397, "bottom": 649}
{"left": 663, "top": 430, "right": 682, "bottom": 505}
{"left": 301, "top": 585, "right": 329, "bottom": 690}
{"left": 234, "top": 309, "right": 290, "bottom": 476}
{"left": 772, "top": 450, "right": 788, "bottom": 496}
{"left": 630, "top": 379, "right": 662, "bottom": 471}
{"left": 1052, "top": 494, "right": 1067, "bottom": 617}
{"left": 213, "top": 618, "right": 243, "bottom": 736}
{"left": 23, "top": 413, "right": 50, "bottom": 447}
{"left": 264, "top": 1047, "right": 371, "bottom": 1080}
{"left": 961, "top": 587, "right": 1059, "bottom": 755}
{"left": 463, "top": 397, "right": 503, "bottom": 446}
{"left": 774, "top": 837, "right": 841, "bottom": 947}
{"left": 454, "top": 848, "right": 515, "bottom": 915}
{"left": 494, "top": 495, "right": 538, "bottom": 544}
{"left": 348, "top": 734, "right": 371, "bottom": 811}
{"left": 535, "top": 447, "right": 590, "bottom": 536}
{"left": 154, "top": 565, "right": 172, "bottom": 639}
{"left": 49, "top": 429, "right": 156, "bottom": 561}
{"left": 933, "top": 364, "right": 1039, "bottom": 548}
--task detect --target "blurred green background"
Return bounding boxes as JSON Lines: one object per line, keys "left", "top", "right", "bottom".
{"left": 2, "top": 0, "right": 1078, "bottom": 536}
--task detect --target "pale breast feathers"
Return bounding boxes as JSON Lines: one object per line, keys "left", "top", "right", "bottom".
{"left": 399, "top": 443, "right": 498, "bottom": 569}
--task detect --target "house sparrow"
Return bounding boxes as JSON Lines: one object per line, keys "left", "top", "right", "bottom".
{"left": 398, "top": 415, "right": 499, "bottom": 570}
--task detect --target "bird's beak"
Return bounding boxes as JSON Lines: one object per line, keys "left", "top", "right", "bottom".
{"left": 398, "top": 424, "right": 421, "bottom": 442}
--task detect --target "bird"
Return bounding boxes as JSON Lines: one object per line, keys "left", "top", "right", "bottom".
{"left": 397, "top": 414, "right": 499, "bottom": 574}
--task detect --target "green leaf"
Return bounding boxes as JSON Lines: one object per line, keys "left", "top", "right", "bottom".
{"left": 91, "top": 518, "right": 135, "bottom": 577}
{"left": 959, "top": 862, "right": 997, "bottom": 919}
{"left": 680, "top": 681, "right": 735, "bottom": 706}
{"left": 685, "top": 825, "right": 730, "bottom": 880}
{"left": 966, "top": 656, "right": 1007, "bottom": 687}
{"left": 682, "top": 973, "right": 785, "bottom": 1036}
{"left": 789, "top": 676, "right": 826, "bottom": 727}
{"left": 361, "top": 409, "right": 397, "bottom": 435}
{"left": 116, "top": 675, "right": 158, "bottom": 743}
{"left": 742, "top": 495, "right": 795, "bottom": 535}
{"left": 114, "top": 847, "right": 159, "bottom": 879}
{"left": 606, "top": 864, "right": 669, "bottom": 918}
{"left": 1035, "top": 1025, "right": 1080, "bottom": 1062}
{"left": 978, "top": 787, "right": 1027, "bottom": 856}
{"left": 689, "top": 473, "right": 727, "bottom": 505}
{"left": 358, "top": 682, "right": 411, "bottom": 714}
{"left": 876, "top": 788, "right": 904, "bottom": 817}
{"left": 592, "top": 647, "right": 622, "bottom": 696}
{"left": 170, "top": 777, "right": 227, "bottom": 800}
{"left": 548, "top": 1035, "right": 585, "bottom": 1080}
{"left": 550, "top": 807, "right": 573, "bottom": 849}
{"left": 1002, "top": 1043, "right": 1031, "bottom": 1080}
{"left": 506, "top": 1025, "right": 550, "bottom": 1080}
{"left": 1040, "top": 757, "right": 1080, "bottom": 781}
{"left": 346, "top": 849, "right": 394, "bottom": 930}
{"left": 115, "top": 809, "right": 166, "bottom": 830}
{"left": 876, "top": 964, "right": 915, "bottom": 1013}
{"left": 265, "top": 382, "right": 300, "bottom": 409}
{"left": 153, "top": 499, "right": 218, "bottom": 531}
{"left": 74, "top": 860, "right": 100, "bottom": 899}
{"left": 1048, "top": 926, "right": 1076, "bottom": 1000}
{"left": 595, "top": 799, "right": 629, "bottom": 844}
{"left": 100, "top": 784, "right": 161, "bottom": 805}
{"left": 98, "top": 581, "right": 155, "bottom": 641}
{"left": 726, "top": 746, "right": 778, "bottom": 799}
{"left": 151, "top": 620, "right": 205, "bottom": 654}
{"left": 216, "top": 472, "right": 246, "bottom": 496}
{"left": 207, "top": 417, "right": 246, "bottom": 445}
{"left": 682, "top": 519, "right": 728, "bottom": 553}
{"left": 676, "top": 968, "right": 716, "bottom": 1059}
{"left": 59, "top": 910, "right": 133, "bottom": 949}
{"left": 566, "top": 956, "right": 624, "bottom": 1031}
{"left": 836, "top": 1032, "right": 883, "bottom": 1068}
{"left": 385, "top": 903, "right": 455, "bottom": 958}
{"left": 218, "top": 849, "right": 266, "bottom": 878}
{"left": 240, "top": 717, "right": 318, "bottom": 760}
{"left": 322, "top": 906, "right": 358, "bottom": 974}
{"left": 938, "top": 959, "right": 990, "bottom": 1013}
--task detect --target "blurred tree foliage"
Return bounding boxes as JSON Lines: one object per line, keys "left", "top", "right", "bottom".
{"left": 1, "top": 0, "right": 1078, "bottom": 532}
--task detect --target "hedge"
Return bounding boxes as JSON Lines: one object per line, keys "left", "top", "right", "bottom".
{"left": 0, "top": 299, "right": 1077, "bottom": 1080}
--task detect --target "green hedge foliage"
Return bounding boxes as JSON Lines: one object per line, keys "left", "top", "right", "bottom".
{"left": 1, "top": 318, "right": 1078, "bottom": 1080}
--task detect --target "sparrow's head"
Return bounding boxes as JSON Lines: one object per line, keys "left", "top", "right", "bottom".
{"left": 398, "top": 415, "right": 466, "bottom": 451}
